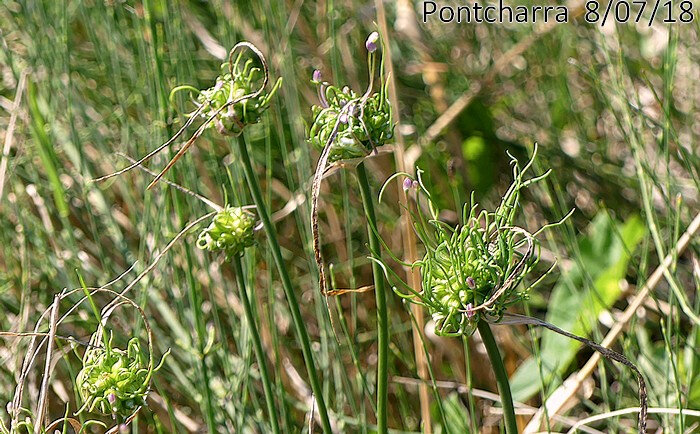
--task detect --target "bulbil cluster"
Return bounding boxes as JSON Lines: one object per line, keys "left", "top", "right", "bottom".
{"left": 170, "top": 42, "right": 281, "bottom": 139}
{"left": 77, "top": 338, "right": 151, "bottom": 419}
{"left": 195, "top": 53, "right": 281, "bottom": 136}
{"left": 382, "top": 148, "right": 559, "bottom": 336}
{"left": 197, "top": 206, "right": 256, "bottom": 260}
{"left": 421, "top": 204, "right": 536, "bottom": 336}
{"left": 308, "top": 32, "right": 394, "bottom": 162}
{"left": 308, "top": 83, "right": 393, "bottom": 162}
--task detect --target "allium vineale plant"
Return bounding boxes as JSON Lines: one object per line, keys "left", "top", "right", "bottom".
{"left": 93, "top": 42, "right": 282, "bottom": 190}
{"left": 378, "top": 146, "right": 648, "bottom": 433}
{"left": 308, "top": 31, "right": 394, "bottom": 297}
{"left": 307, "top": 31, "right": 394, "bottom": 433}
{"left": 379, "top": 147, "right": 557, "bottom": 336}
{"left": 173, "top": 44, "right": 282, "bottom": 137}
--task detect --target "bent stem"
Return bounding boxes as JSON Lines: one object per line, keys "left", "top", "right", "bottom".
{"left": 231, "top": 255, "right": 280, "bottom": 434}
{"left": 477, "top": 320, "right": 517, "bottom": 434}
{"left": 234, "top": 135, "right": 332, "bottom": 433}
{"left": 356, "top": 162, "right": 389, "bottom": 433}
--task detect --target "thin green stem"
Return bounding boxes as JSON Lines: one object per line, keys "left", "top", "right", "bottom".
{"left": 186, "top": 263, "right": 216, "bottom": 432}
{"left": 356, "top": 162, "right": 389, "bottom": 433}
{"left": 234, "top": 135, "right": 332, "bottom": 433}
{"left": 477, "top": 320, "right": 517, "bottom": 434}
{"left": 181, "top": 225, "right": 216, "bottom": 432}
{"left": 231, "top": 255, "right": 280, "bottom": 434}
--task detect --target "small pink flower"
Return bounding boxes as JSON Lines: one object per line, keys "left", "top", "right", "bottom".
{"left": 466, "top": 276, "right": 476, "bottom": 289}
{"left": 403, "top": 178, "right": 413, "bottom": 191}
{"left": 312, "top": 69, "right": 322, "bottom": 82}
{"left": 466, "top": 303, "right": 475, "bottom": 319}
{"left": 366, "top": 32, "right": 379, "bottom": 53}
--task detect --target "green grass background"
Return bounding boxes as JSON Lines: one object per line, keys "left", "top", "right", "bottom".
{"left": 0, "top": 0, "right": 699, "bottom": 432}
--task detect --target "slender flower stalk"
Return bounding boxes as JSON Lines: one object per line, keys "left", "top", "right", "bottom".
{"left": 235, "top": 134, "right": 332, "bottom": 433}
{"left": 186, "top": 250, "right": 217, "bottom": 432}
{"left": 477, "top": 321, "right": 518, "bottom": 434}
{"left": 231, "top": 255, "right": 280, "bottom": 434}
{"left": 356, "top": 162, "right": 389, "bottom": 433}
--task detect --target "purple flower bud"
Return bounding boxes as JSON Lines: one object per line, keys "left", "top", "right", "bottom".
{"left": 366, "top": 32, "right": 379, "bottom": 53}
{"left": 466, "top": 303, "right": 475, "bottom": 319}
{"left": 466, "top": 276, "right": 476, "bottom": 289}
{"left": 339, "top": 113, "right": 348, "bottom": 123}
{"left": 412, "top": 180, "right": 419, "bottom": 189}
{"left": 108, "top": 393, "right": 117, "bottom": 404}
{"left": 403, "top": 178, "right": 413, "bottom": 191}
{"left": 119, "top": 424, "right": 130, "bottom": 433}
{"left": 312, "top": 69, "right": 322, "bottom": 83}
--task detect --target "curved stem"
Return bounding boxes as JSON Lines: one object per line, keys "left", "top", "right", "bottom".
{"left": 356, "top": 162, "right": 389, "bottom": 433}
{"left": 477, "top": 320, "right": 518, "bottom": 434}
{"left": 234, "top": 136, "right": 332, "bottom": 433}
{"left": 231, "top": 255, "right": 280, "bottom": 434}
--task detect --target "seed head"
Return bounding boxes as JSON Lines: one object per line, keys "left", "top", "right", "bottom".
{"left": 307, "top": 32, "right": 393, "bottom": 163}
{"left": 308, "top": 81, "right": 393, "bottom": 162}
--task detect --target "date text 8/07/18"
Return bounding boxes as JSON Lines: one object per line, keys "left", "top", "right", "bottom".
{"left": 585, "top": 0, "right": 694, "bottom": 25}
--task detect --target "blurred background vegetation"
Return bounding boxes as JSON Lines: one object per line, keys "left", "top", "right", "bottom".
{"left": 0, "top": 0, "right": 698, "bottom": 432}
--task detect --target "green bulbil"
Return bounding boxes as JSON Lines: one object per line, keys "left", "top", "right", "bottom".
{"left": 195, "top": 56, "right": 281, "bottom": 136}
{"left": 77, "top": 338, "right": 150, "bottom": 418}
{"left": 197, "top": 206, "right": 256, "bottom": 260}
{"left": 308, "top": 83, "right": 393, "bottom": 162}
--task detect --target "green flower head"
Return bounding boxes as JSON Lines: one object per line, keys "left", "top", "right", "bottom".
{"left": 172, "top": 42, "right": 282, "bottom": 137}
{"left": 197, "top": 206, "right": 256, "bottom": 260}
{"left": 307, "top": 33, "right": 394, "bottom": 163}
{"left": 379, "top": 146, "right": 570, "bottom": 336}
{"left": 421, "top": 213, "right": 537, "bottom": 336}
{"left": 77, "top": 338, "right": 150, "bottom": 418}
{"left": 308, "top": 84, "right": 393, "bottom": 162}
